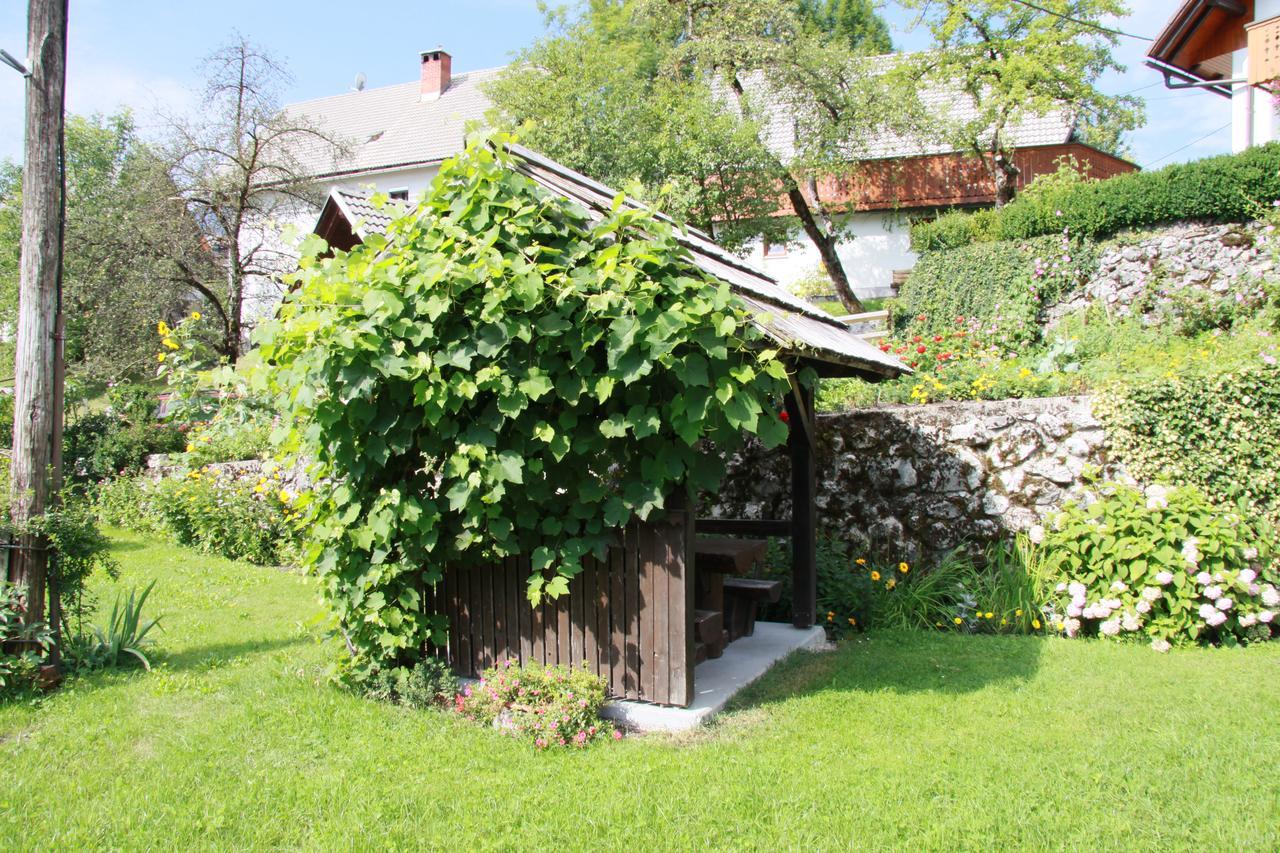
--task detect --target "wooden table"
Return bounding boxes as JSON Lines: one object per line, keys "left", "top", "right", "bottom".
{"left": 693, "top": 537, "right": 768, "bottom": 657}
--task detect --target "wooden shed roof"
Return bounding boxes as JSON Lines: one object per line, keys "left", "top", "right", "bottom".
{"left": 313, "top": 144, "right": 909, "bottom": 380}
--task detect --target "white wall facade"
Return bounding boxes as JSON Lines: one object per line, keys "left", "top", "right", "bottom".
{"left": 746, "top": 210, "right": 918, "bottom": 301}
{"left": 1232, "top": 0, "right": 1280, "bottom": 152}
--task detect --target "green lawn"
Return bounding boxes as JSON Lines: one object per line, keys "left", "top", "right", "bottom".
{"left": 2, "top": 531, "right": 1278, "bottom": 849}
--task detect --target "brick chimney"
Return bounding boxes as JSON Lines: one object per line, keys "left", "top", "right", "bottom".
{"left": 420, "top": 49, "right": 451, "bottom": 101}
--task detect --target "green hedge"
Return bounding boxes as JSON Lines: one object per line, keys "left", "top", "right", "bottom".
{"left": 1094, "top": 365, "right": 1280, "bottom": 527}
{"left": 893, "top": 231, "right": 1097, "bottom": 343}
{"left": 912, "top": 143, "right": 1280, "bottom": 252}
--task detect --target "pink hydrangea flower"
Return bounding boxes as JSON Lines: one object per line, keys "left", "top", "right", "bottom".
{"left": 1195, "top": 571, "right": 1212, "bottom": 586}
{"left": 1142, "top": 587, "right": 1162, "bottom": 602}
{"left": 1239, "top": 568, "right": 1257, "bottom": 584}
{"left": 1262, "top": 586, "right": 1280, "bottom": 607}
{"left": 1205, "top": 610, "right": 1228, "bottom": 627}
{"left": 1154, "top": 571, "right": 1174, "bottom": 586}
{"left": 1216, "top": 597, "right": 1233, "bottom": 611}
{"left": 1259, "top": 611, "right": 1274, "bottom": 623}
{"left": 1136, "top": 600, "right": 1152, "bottom": 614}
{"left": 1198, "top": 603, "right": 1218, "bottom": 620}
{"left": 1203, "top": 585, "right": 1222, "bottom": 601}
{"left": 1100, "top": 619, "right": 1121, "bottom": 636}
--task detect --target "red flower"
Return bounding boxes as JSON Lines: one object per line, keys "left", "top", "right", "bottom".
{"left": 916, "top": 345, "right": 926, "bottom": 354}
{"left": 912, "top": 336, "right": 922, "bottom": 344}
{"left": 879, "top": 343, "right": 891, "bottom": 352}
{"left": 908, "top": 361, "right": 918, "bottom": 368}
{"left": 933, "top": 335, "right": 943, "bottom": 343}
{"left": 940, "top": 352, "right": 951, "bottom": 360}
{"left": 779, "top": 410, "right": 790, "bottom": 423}
{"left": 917, "top": 314, "right": 927, "bottom": 322}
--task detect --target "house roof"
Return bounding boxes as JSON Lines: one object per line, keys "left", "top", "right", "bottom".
{"left": 1147, "top": 0, "right": 1250, "bottom": 95}
{"left": 313, "top": 145, "right": 908, "bottom": 380}
{"left": 284, "top": 54, "right": 1083, "bottom": 183}
{"left": 281, "top": 67, "right": 504, "bottom": 179}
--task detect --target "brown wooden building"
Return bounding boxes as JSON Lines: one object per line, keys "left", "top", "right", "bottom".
{"left": 314, "top": 145, "right": 908, "bottom": 707}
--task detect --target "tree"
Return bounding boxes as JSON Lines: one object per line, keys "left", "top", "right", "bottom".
{"left": 1, "top": 112, "right": 214, "bottom": 384}
{"left": 487, "top": 0, "right": 917, "bottom": 312}
{"left": 164, "top": 35, "right": 348, "bottom": 360}
{"left": 796, "top": 0, "right": 893, "bottom": 52}
{"left": 903, "top": 0, "right": 1143, "bottom": 205}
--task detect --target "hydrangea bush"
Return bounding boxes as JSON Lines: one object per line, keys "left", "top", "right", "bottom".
{"left": 456, "top": 660, "right": 618, "bottom": 749}
{"left": 1038, "top": 482, "right": 1279, "bottom": 649}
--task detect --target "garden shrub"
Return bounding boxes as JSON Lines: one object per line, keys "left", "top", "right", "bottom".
{"left": 93, "top": 470, "right": 298, "bottom": 566}
{"left": 1095, "top": 365, "right": 1280, "bottom": 528}
{"left": 910, "top": 143, "right": 1280, "bottom": 251}
{"left": 0, "top": 584, "right": 51, "bottom": 697}
{"left": 456, "top": 660, "right": 618, "bottom": 749}
{"left": 892, "top": 229, "right": 1097, "bottom": 348}
{"left": 252, "top": 133, "right": 792, "bottom": 679}
{"left": 354, "top": 658, "right": 457, "bottom": 710}
{"left": 1038, "top": 482, "right": 1278, "bottom": 647}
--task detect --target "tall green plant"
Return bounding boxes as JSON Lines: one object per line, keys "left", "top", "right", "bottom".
{"left": 251, "top": 134, "right": 793, "bottom": 676}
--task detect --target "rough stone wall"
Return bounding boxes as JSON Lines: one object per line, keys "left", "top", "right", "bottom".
{"left": 1047, "top": 220, "right": 1272, "bottom": 324}
{"left": 711, "top": 396, "right": 1120, "bottom": 561}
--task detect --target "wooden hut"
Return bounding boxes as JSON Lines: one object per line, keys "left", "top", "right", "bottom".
{"left": 313, "top": 145, "right": 909, "bottom": 707}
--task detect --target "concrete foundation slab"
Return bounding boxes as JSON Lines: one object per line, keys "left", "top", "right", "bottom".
{"left": 601, "top": 622, "right": 828, "bottom": 733}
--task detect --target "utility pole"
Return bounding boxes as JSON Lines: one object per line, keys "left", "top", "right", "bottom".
{"left": 8, "top": 0, "right": 68, "bottom": 634}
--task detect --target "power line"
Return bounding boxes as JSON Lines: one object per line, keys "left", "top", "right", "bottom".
{"left": 1142, "top": 121, "right": 1232, "bottom": 169}
{"left": 1007, "top": 0, "right": 1155, "bottom": 41}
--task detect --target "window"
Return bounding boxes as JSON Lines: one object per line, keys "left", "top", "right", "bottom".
{"left": 763, "top": 238, "right": 788, "bottom": 258}
{"left": 387, "top": 187, "right": 409, "bottom": 202}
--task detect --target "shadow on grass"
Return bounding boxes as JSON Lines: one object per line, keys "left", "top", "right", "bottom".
{"left": 724, "top": 629, "right": 1046, "bottom": 714}
{"left": 106, "top": 538, "right": 149, "bottom": 554}
{"left": 156, "top": 635, "right": 306, "bottom": 672}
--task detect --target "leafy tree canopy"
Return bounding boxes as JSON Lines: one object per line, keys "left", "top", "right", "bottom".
{"left": 250, "top": 135, "right": 793, "bottom": 672}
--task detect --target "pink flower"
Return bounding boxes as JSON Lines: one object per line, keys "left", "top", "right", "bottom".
{"left": 1205, "top": 610, "right": 1228, "bottom": 627}
{"left": 1154, "top": 571, "right": 1174, "bottom": 586}
{"left": 1239, "top": 569, "right": 1257, "bottom": 584}
{"left": 1136, "top": 600, "right": 1152, "bottom": 614}
{"left": 1142, "top": 587, "right": 1162, "bottom": 602}
{"left": 1100, "top": 619, "right": 1121, "bottom": 636}
{"left": 1198, "top": 603, "right": 1218, "bottom": 620}
{"left": 1259, "top": 611, "right": 1275, "bottom": 623}
{"left": 1203, "top": 585, "right": 1222, "bottom": 601}
{"left": 1216, "top": 597, "right": 1234, "bottom": 611}
{"left": 612, "top": 729, "right": 623, "bottom": 740}
{"left": 1262, "top": 586, "right": 1280, "bottom": 607}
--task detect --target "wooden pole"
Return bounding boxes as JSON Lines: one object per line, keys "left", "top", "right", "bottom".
{"left": 786, "top": 376, "right": 817, "bottom": 629}
{"left": 8, "top": 0, "right": 68, "bottom": 629}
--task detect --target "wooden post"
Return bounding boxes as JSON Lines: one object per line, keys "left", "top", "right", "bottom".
{"left": 786, "top": 377, "right": 817, "bottom": 629}
{"left": 9, "top": 0, "right": 68, "bottom": 629}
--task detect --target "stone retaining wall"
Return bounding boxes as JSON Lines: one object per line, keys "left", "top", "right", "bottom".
{"left": 711, "top": 395, "right": 1122, "bottom": 561}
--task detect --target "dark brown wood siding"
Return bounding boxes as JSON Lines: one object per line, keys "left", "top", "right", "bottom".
{"left": 429, "top": 506, "right": 694, "bottom": 707}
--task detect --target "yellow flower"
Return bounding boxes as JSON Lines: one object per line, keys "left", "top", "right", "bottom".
{"left": 1018, "top": 367, "right": 1032, "bottom": 379}
{"left": 163, "top": 337, "right": 180, "bottom": 350}
{"left": 885, "top": 578, "right": 896, "bottom": 590}
{"left": 157, "top": 353, "right": 166, "bottom": 363}
{"left": 157, "top": 320, "right": 170, "bottom": 337}
{"left": 278, "top": 490, "right": 291, "bottom": 503}
{"left": 953, "top": 617, "right": 963, "bottom": 625}
{"left": 185, "top": 443, "right": 195, "bottom": 453}
{"left": 984, "top": 612, "right": 994, "bottom": 619}
{"left": 870, "top": 570, "right": 881, "bottom": 581}
{"left": 1000, "top": 618, "right": 1008, "bottom": 626}
{"left": 855, "top": 558, "right": 867, "bottom": 566}
{"left": 898, "top": 562, "right": 910, "bottom": 574}
{"left": 847, "top": 617, "right": 856, "bottom": 627}
{"left": 1032, "top": 619, "right": 1042, "bottom": 630}
{"left": 1015, "top": 609, "right": 1023, "bottom": 617}
{"left": 191, "top": 311, "right": 201, "bottom": 320}
{"left": 935, "top": 622, "right": 943, "bottom": 628}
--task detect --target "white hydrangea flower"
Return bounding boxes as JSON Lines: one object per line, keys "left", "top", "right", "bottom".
{"left": 1055, "top": 582, "right": 1068, "bottom": 593}
{"left": 1100, "top": 619, "right": 1121, "bottom": 636}
{"left": 1205, "top": 610, "right": 1228, "bottom": 627}
{"left": 1182, "top": 537, "right": 1202, "bottom": 566}
{"left": 1122, "top": 613, "right": 1141, "bottom": 632}
{"left": 1110, "top": 580, "right": 1128, "bottom": 593}
{"left": 1068, "top": 581, "right": 1086, "bottom": 598}
{"left": 1136, "top": 600, "right": 1152, "bottom": 614}
{"left": 1028, "top": 524, "right": 1045, "bottom": 544}
{"left": 1081, "top": 605, "right": 1096, "bottom": 620}
{"left": 1067, "top": 603, "right": 1084, "bottom": 618}
{"left": 1260, "top": 611, "right": 1275, "bottom": 624}
{"left": 1216, "top": 597, "right": 1233, "bottom": 611}
{"left": 1238, "top": 568, "right": 1257, "bottom": 584}
{"left": 1154, "top": 571, "right": 1174, "bottom": 586}
{"left": 1064, "top": 617, "right": 1081, "bottom": 637}
{"left": 1262, "top": 586, "right": 1280, "bottom": 607}
{"left": 1239, "top": 612, "right": 1258, "bottom": 628}
{"left": 1150, "top": 638, "right": 1172, "bottom": 653}
{"left": 1243, "top": 547, "right": 1259, "bottom": 561}
{"left": 1142, "top": 586, "right": 1162, "bottom": 602}
{"left": 1195, "top": 571, "right": 1212, "bottom": 586}
{"left": 1144, "top": 484, "right": 1169, "bottom": 510}
{"left": 1203, "top": 585, "right": 1222, "bottom": 601}
{"left": 1198, "top": 603, "right": 1218, "bottom": 620}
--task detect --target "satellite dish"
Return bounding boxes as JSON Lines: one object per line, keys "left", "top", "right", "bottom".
{"left": 353, "top": 72, "right": 367, "bottom": 92}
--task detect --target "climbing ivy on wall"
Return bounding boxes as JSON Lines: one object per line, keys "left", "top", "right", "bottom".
{"left": 1095, "top": 366, "right": 1280, "bottom": 528}
{"left": 251, "top": 135, "right": 792, "bottom": 675}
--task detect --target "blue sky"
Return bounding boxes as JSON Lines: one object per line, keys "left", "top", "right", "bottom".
{"left": 0, "top": 1, "right": 1234, "bottom": 170}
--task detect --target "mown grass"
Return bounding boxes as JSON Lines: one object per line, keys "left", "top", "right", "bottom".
{"left": 1, "top": 530, "right": 1278, "bottom": 849}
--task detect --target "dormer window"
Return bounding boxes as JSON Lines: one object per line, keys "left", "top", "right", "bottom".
{"left": 388, "top": 188, "right": 409, "bottom": 202}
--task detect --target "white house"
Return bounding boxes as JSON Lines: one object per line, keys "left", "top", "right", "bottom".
{"left": 259, "top": 47, "right": 1132, "bottom": 318}
{"left": 1148, "top": 0, "right": 1280, "bottom": 153}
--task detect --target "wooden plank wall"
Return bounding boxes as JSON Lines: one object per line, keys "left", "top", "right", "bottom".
{"left": 429, "top": 507, "right": 694, "bottom": 707}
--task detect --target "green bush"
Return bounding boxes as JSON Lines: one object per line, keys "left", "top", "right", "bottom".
{"left": 93, "top": 471, "right": 298, "bottom": 566}
{"left": 1038, "top": 482, "right": 1278, "bottom": 647}
{"left": 0, "top": 583, "right": 52, "bottom": 698}
{"left": 353, "top": 658, "right": 457, "bottom": 710}
{"left": 892, "top": 231, "right": 1097, "bottom": 348}
{"left": 910, "top": 143, "right": 1280, "bottom": 251}
{"left": 456, "top": 660, "right": 618, "bottom": 749}
{"left": 1095, "top": 365, "right": 1280, "bottom": 528}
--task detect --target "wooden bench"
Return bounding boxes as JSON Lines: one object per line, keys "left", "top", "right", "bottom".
{"left": 723, "top": 577, "right": 782, "bottom": 641}
{"left": 694, "top": 609, "right": 725, "bottom": 662}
